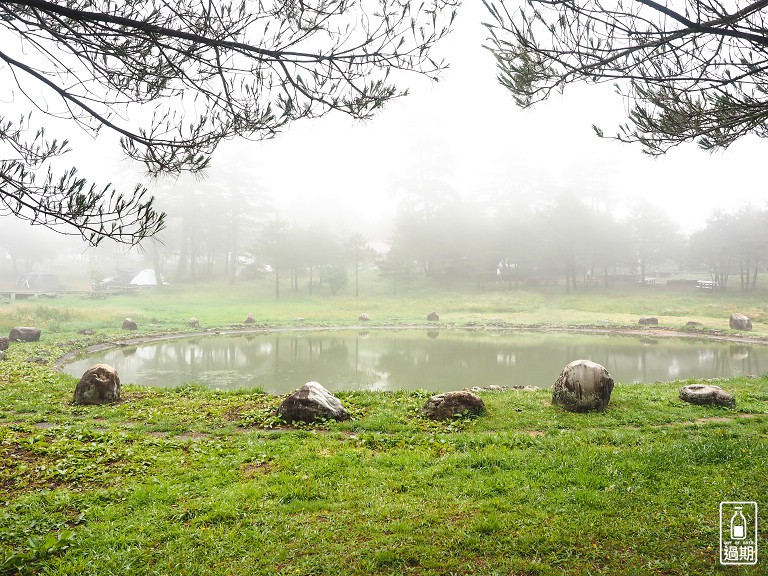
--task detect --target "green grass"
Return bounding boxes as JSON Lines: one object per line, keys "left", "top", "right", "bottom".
{"left": 1, "top": 281, "right": 767, "bottom": 574}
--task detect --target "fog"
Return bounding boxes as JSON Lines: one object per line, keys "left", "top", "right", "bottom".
{"left": 2, "top": 2, "right": 768, "bottom": 286}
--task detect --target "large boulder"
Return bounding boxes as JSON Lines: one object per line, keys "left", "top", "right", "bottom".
{"left": 552, "top": 359, "right": 614, "bottom": 412}
{"left": 729, "top": 313, "right": 752, "bottom": 331}
{"left": 0, "top": 336, "right": 8, "bottom": 351}
{"left": 9, "top": 327, "right": 41, "bottom": 342}
{"left": 427, "top": 311, "right": 440, "bottom": 322}
{"left": 121, "top": 318, "right": 138, "bottom": 330}
{"left": 679, "top": 384, "right": 735, "bottom": 408}
{"left": 73, "top": 364, "right": 121, "bottom": 405}
{"left": 277, "top": 382, "right": 349, "bottom": 424}
{"left": 422, "top": 391, "right": 486, "bottom": 420}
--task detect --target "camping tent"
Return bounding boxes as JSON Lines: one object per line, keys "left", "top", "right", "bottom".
{"left": 129, "top": 269, "right": 165, "bottom": 287}
{"left": 15, "top": 272, "right": 61, "bottom": 290}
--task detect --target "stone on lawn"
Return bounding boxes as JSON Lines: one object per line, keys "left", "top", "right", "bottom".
{"left": 9, "top": 327, "right": 41, "bottom": 342}
{"left": 422, "top": 391, "right": 486, "bottom": 420}
{"left": 0, "top": 351, "right": 5, "bottom": 361}
{"left": 121, "top": 318, "right": 138, "bottom": 330}
{"left": 552, "top": 359, "right": 614, "bottom": 412}
{"left": 679, "top": 384, "right": 735, "bottom": 408}
{"left": 277, "top": 382, "right": 349, "bottom": 424}
{"left": 729, "top": 313, "right": 752, "bottom": 331}
{"left": 0, "top": 336, "right": 8, "bottom": 351}
{"left": 73, "top": 364, "right": 121, "bottom": 405}
{"left": 359, "top": 313, "right": 370, "bottom": 321}
{"left": 188, "top": 317, "right": 200, "bottom": 328}
{"left": 638, "top": 317, "right": 658, "bottom": 325}
{"left": 427, "top": 311, "right": 440, "bottom": 322}
{"left": 244, "top": 313, "right": 256, "bottom": 324}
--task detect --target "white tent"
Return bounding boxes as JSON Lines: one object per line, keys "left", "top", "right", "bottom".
{"left": 129, "top": 269, "right": 161, "bottom": 286}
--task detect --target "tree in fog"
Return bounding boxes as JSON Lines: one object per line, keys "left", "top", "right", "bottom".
{"left": 582, "top": 215, "right": 631, "bottom": 287}
{"left": 0, "top": 219, "right": 68, "bottom": 273}
{"left": 691, "top": 206, "right": 768, "bottom": 290}
{"left": 494, "top": 209, "right": 542, "bottom": 288}
{"left": 728, "top": 206, "right": 768, "bottom": 290}
{"left": 163, "top": 178, "right": 268, "bottom": 282}
{"left": 626, "top": 200, "right": 682, "bottom": 283}
{"left": 345, "top": 233, "right": 375, "bottom": 297}
{"left": 1, "top": 0, "right": 458, "bottom": 244}
{"left": 484, "top": 0, "right": 768, "bottom": 154}
{"left": 690, "top": 212, "right": 736, "bottom": 288}
{"left": 253, "top": 218, "right": 290, "bottom": 299}
{"left": 378, "top": 244, "right": 415, "bottom": 296}
{"left": 541, "top": 194, "right": 598, "bottom": 292}
{"left": 300, "top": 226, "right": 340, "bottom": 295}
{"left": 427, "top": 201, "right": 497, "bottom": 288}
{"left": 325, "top": 264, "right": 349, "bottom": 295}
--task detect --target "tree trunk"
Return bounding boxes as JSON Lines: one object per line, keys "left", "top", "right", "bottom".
{"left": 275, "top": 263, "right": 280, "bottom": 299}
{"left": 176, "top": 235, "right": 189, "bottom": 280}
{"left": 153, "top": 244, "right": 163, "bottom": 291}
{"left": 752, "top": 255, "right": 759, "bottom": 290}
{"left": 354, "top": 253, "right": 359, "bottom": 297}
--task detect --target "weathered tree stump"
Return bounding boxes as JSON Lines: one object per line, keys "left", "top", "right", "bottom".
{"left": 73, "top": 364, "right": 121, "bottom": 405}
{"left": 552, "top": 359, "right": 614, "bottom": 412}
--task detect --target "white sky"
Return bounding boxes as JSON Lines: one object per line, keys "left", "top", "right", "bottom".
{"left": 44, "top": 2, "right": 768, "bottom": 241}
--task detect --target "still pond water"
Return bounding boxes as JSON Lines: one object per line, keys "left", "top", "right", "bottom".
{"left": 62, "top": 330, "right": 768, "bottom": 394}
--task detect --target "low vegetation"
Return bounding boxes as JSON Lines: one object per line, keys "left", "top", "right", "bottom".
{"left": 1, "top": 283, "right": 766, "bottom": 575}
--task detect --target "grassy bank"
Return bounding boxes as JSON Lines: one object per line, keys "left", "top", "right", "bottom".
{"left": 1, "top": 283, "right": 767, "bottom": 574}
{"left": 3, "top": 278, "right": 768, "bottom": 335}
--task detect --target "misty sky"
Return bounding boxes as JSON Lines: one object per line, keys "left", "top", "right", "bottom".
{"left": 48, "top": 2, "right": 768, "bottom": 242}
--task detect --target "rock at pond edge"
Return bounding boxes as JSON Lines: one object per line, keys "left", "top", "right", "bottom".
{"left": 277, "top": 382, "right": 349, "bottom": 424}
{"left": 729, "top": 313, "right": 752, "bottom": 331}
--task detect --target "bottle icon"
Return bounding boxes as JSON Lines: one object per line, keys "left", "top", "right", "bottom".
{"left": 731, "top": 506, "right": 747, "bottom": 540}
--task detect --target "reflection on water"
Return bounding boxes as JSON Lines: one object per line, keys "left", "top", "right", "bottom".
{"left": 62, "top": 330, "right": 768, "bottom": 393}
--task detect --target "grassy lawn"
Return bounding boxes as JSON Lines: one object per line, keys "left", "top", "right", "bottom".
{"left": 1, "top": 280, "right": 767, "bottom": 574}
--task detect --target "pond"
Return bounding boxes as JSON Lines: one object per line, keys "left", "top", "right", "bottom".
{"left": 61, "top": 329, "right": 768, "bottom": 394}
